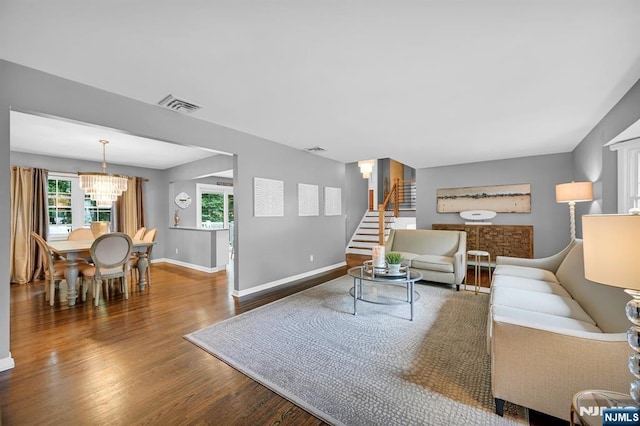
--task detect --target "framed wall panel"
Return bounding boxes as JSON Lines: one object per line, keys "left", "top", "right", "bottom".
{"left": 298, "top": 183, "right": 319, "bottom": 216}
{"left": 324, "top": 186, "right": 342, "bottom": 216}
{"left": 254, "top": 177, "right": 284, "bottom": 217}
{"left": 436, "top": 183, "right": 531, "bottom": 213}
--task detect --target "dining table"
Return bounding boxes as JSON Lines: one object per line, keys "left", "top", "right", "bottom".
{"left": 47, "top": 238, "right": 155, "bottom": 306}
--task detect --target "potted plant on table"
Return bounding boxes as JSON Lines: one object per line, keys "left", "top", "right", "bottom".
{"left": 385, "top": 252, "right": 403, "bottom": 274}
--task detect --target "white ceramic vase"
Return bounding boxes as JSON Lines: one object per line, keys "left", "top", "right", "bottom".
{"left": 387, "top": 263, "right": 401, "bottom": 274}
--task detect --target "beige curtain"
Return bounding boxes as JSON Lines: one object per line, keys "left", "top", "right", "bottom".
{"left": 10, "top": 166, "right": 48, "bottom": 284}
{"left": 117, "top": 177, "right": 146, "bottom": 237}
{"left": 31, "top": 168, "right": 49, "bottom": 281}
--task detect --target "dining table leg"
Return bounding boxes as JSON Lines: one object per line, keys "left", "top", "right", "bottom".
{"left": 136, "top": 253, "right": 149, "bottom": 291}
{"left": 63, "top": 255, "right": 80, "bottom": 306}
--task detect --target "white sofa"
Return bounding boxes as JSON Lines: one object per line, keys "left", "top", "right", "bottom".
{"left": 488, "top": 239, "right": 631, "bottom": 421}
{"left": 385, "top": 229, "right": 466, "bottom": 290}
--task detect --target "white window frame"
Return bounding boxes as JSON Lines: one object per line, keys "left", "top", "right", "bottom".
{"left": 611, "top": 138, "right": 640, "bottom": 213}
{"left": 48, "top": 172, "right": 114, "bottom": 240}
{"left": 48, "top": 173, "right": 86, "bottom": 240}
{"left": 196, "top": 183, "right": 234, "bottom": 229}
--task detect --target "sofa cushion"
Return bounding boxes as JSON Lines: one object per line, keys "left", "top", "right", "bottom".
{"left": 389, "top": 229, "right": 461, "bottom": 257}
{"left": 491, "top": 305, "right": 603, "bottom": 334}
{"left": 396, "top": 252, "right": 420, "bottom": 267}
{"left": 493, "top": 264, "right": 559, "bottom": 283}
{"left": 556, "top": 242, "right": 631, "bottom": 333}
{"left": 410, "top": 254, "right": 454, "bottom": 273}
{"left": 491, "top": 274, "right": 570, "bottom": 297}
{"left": 491, "top": 287, "right": 596, "bottom": 324}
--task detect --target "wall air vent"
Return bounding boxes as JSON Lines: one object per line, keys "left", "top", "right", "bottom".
{"left": 158, "top": 94, "right": 202, "bottom": 113}
{"left": 304, "top": 146, "right": 326, "bottom": 153}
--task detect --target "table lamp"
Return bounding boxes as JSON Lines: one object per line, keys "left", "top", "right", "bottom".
{"left": 583, "top": 213, "right": 640, "bottom": 403}
{"left": 556, "top": 181, "right": 593, "bottom": 240}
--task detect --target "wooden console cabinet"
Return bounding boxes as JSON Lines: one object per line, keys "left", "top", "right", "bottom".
{"left": 432, "top": 224, "right": 533, "bottom": 259}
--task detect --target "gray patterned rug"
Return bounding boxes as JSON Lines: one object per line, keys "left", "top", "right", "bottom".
{"left": 185, "top": 276, "right": 527, "bottom": 426}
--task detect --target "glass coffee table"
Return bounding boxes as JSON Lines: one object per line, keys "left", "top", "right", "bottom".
{"left": 348, "top": 263, "right": 423, "bottom": 321}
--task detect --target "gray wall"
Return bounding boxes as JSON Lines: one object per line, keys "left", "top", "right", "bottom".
{"left": 416, "top": 153, "right": 574, "bottom": 257}
{"left": 345, "top": 162, "right": 369, "bottom": 244}
{"left": 169, "top": 176, "right": 233, "bottom": 229}
{"left": 166, "top": 154, "right": 234, "bottom": 183}
{"left": 0, "top": 60, "right": 346, "bottom": 364}
{"left": 572, "top": 78, "right": 640, "bottom": 233}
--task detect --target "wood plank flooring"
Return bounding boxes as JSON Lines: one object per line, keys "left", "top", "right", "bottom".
{"left": 0, "top": 262, "right": 564, "bottom": 425}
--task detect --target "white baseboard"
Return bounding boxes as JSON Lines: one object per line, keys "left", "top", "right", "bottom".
{"left": 0, "top": 353, "right": 15, "bottom": 372}
{"left": 152, "top": 258, "right": 226, "bottom": 274}
{"left": 232, "top": 262, "right": 347, "bottom": 298}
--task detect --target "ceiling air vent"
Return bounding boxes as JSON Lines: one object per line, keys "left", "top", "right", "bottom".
{"left": 158, "top": 94, "right": 202, "bottom": 113}
{"left": 304, "top": 146, "right": 326, "bottom": 153}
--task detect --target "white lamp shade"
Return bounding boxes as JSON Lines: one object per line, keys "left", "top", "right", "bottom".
{"left": 583, "top": 214, "right": 640, "bottom": 290}
{"left": 555, "top": 181, "right": 593, "bottom": 203}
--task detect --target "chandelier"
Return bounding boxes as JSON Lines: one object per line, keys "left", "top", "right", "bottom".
{"left": 78, "top": 140, "right": 128, "bottom": 207}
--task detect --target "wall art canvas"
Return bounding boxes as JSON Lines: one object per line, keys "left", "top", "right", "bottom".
{"left": 324, "top": 187, "right": 342, "bottom": 216}
{"left": 254, "top": 177, "right": 284, "bottom": 217}
{"left": 436, "top": 183, "right": 531, "bottom": 213}
{"left": 298, "top": 183, "right": 319, "bottom": 216}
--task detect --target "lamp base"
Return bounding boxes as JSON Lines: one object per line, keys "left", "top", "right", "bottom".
{"left": 625, "top": 289, "right": 640, "bottom": 405}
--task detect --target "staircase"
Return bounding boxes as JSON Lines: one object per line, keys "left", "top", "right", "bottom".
{"left": 346, "top": 210, "right": 395, "bottom": 256}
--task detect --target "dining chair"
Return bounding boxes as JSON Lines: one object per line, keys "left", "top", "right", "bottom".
{"left": 132, "top": 227, "right": 146, "bottom": 241}
{"left": 81, "top": 232, "right": 133, "bottom": 306}
{"left": 129, "top": 227, "right": 157, "bottom": 288}
{"left": 30, "top": 231, "right": 70, "bottom": 306}
{"left": 127, "top": 226, "right": 147, "bottom": 287}
{"left": 67, "top": 228, "right": 94, "bottom": 241}
{"left": 67, "top": 227, "right": 95, "bottom": 264}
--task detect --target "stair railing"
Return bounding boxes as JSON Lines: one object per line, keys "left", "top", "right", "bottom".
{"left": 377, "top": 178, "right": 417, "bottom": 244}
{"left": 378, "top": 178, "right": 400, "bottom": 244}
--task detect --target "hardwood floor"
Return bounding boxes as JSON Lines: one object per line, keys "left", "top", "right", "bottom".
{"left": 1, "top": 263, "right": 341, "bottom": 425}
{"left": 0, "top": 262, "right": 565, "bottom": 425}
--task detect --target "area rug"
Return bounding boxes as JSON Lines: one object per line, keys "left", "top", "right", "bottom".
{"left": 185, "top": 276, "right": 527, "bottom": 426}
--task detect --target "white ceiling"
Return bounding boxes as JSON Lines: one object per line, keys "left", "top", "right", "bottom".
{"left": 2, "top": 1, "right": 640, "bottom": 169}
{"left": 10, "top": 111, "right": 229, "bottom": 170}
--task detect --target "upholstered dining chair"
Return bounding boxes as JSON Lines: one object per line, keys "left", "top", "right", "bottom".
{"left": 67, "top": 228, "right": 94, "bottom": 241}
{"left": 132, "top": 227, "right": 146, "bottom": 241}
{"left": 67, "top": 227, "right": 95, "bottom": 264}
{"left": 81, "top": 232, "right": 132, "bottom": 307}
{"left": 30, "top": 231, "right": 69, "bottom": 306}
{"left": 129, "top": 227, "right": 157, "bottom": 288}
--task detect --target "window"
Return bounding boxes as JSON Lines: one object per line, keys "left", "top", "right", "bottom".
{"left": 196, "top": 183, "right": 234, "bottom": 245}
{"left": 84, "top": 198, "right": 112, "bottom": 224}
{"left": 611, "top": 139, "right": 640, "bottom": 213}
{"left": 47, "top": 173, "right": 113, "bottom": 240}
{"left": 48, "top": 177, "right": 72, "bottom": 229}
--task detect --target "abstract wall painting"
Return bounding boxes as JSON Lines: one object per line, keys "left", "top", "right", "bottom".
{"left": 254, "top": 177, "right": 284, "bottom": 217}
{"left": 436, "top": 183, "right": 531, "bottom": 213}
{"left": 298, "top": 183, "right": 319, "bottom": 216}
{"left": 324, "top": 187, "right": 342, "bottom": 216}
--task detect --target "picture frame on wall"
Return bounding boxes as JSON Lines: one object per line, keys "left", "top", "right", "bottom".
{"left": 324, "top": 186, "right": 342, "bottom": 216}
{"left": 254, "top": 177, "right": 284, "bottom": 217}
{"left": 298, "top": 183, "right": 319, "bottom": 216}
{"left": 436, "top": 183, "right": 531, "bottom": 213}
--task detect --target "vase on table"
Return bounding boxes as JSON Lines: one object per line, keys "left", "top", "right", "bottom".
{"left": 174, "top": 210, "right": 180, "bottom": 227}
{"left": 387, "top": 263, "right": 401, "bottom": 274}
